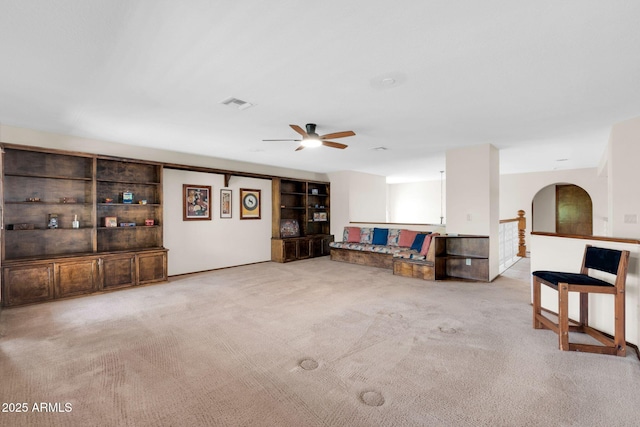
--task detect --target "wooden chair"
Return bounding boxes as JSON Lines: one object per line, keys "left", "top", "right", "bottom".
{"left": 532, "top": 245, "right": 629, "bottom": 356}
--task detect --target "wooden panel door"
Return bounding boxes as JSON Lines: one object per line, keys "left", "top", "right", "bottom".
{"left": 2, "top": 263, "right": 54, "bottom": 306}
{"left": 556, "top": 184, "right": 593, "bottom": 235}
{"left": 55, "top": 259, "right": 99, "bottom": 298}
{"left": 137, "top": 251, "right": 167, "bottom": 284}
{"left": 102, "top": 255, "right": 136, "bottom": 289}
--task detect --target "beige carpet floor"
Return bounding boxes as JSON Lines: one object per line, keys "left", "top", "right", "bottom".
{"left": 1, "top": 257, "right": 639, "bottom": 427}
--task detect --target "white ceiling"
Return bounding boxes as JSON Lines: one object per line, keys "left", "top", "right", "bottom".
{"left": 1, "top": 1, "right": 639, "bottom": 182}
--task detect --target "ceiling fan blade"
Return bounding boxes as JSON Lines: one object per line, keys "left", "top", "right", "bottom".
{"left": 290, "top": 124, "right": 308, "bottom": 137}
{"left": 295, "top": 145, "right": 305, "bottom": 151}
{"left": 262, "top": 139, "right": 301, "bottom": 141}
{"left": 321, "top": 140, "right": 348, "bottom": 149}
{"left": 319, "top": 130, "right": 355, "bottom": 139}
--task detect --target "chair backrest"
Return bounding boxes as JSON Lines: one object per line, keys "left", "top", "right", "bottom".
{"left": 584, "top": 246, "right": 623, "bottom": 275}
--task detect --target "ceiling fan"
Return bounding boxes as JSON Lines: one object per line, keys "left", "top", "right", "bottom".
{"left": 263, "top": 123, "right": 355, "bottom": 151}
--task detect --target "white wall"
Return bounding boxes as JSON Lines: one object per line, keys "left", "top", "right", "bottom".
{"left": 446, "top": 144, "right": 500, "bottom": 280}
{"left": 607, "top": 116, "right": 640, "bottom": 239}
{"left": 531, "top": 184, "right": 556, "bottom": 232}
{"left": 328, "top": 170, "right": 387, "bottom": 238}
{"left": 349, "top": 172, "right": 387, "bottom": 222}
{"left": 388, "top": 179, "right": 446, "bottom": 224}
{"left": 328, "top": 171, "right": 350, "bottom": 238}
{"left": 163, "top": 169, "right": 272, "bottom": 276}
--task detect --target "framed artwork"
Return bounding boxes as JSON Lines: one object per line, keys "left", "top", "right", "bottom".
{"left": 240, "top": 188, "right": 261, "bottom": 220}
{"left": 220, "top": 189, "right": 232, "bottom": 218}
{"left": 183, "top": 184, "right": 211, "bottom": 221}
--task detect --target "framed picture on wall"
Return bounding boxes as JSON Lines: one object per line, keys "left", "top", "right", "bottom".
{"left": 220, "top": 189, "right": 232, "bottom": 218}
{"left": 240, "top": 188, "right": 261, "bottom": 220}
{"left": 183, "top": 184, "right": 212, "bottom": 221}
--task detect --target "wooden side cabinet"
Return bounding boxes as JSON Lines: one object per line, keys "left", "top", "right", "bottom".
{"left": 433, "top": 235, "right": 490, "bottom": 282}
{"left": 2, "top": 263, "right": 54, "bottom": 306}
{"left": 271, "top": 236, "right": 334, "bottom": 263}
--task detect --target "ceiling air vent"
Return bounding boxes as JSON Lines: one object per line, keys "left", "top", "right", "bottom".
{"left": 220, "top": 97, "right": 254, "bottom": 110}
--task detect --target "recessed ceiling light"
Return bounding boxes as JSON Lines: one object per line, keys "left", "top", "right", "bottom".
{"left": 372, "top": 146, "right": 388, "bottom": 151}
{"left": 556, "top": 158, "right": 569, "bottom": 162}
{"left": 220, "top": 97, "right": 254, "bottom": 110}
{"left": 370, "top": 72, "right": 407, "bottom": 89}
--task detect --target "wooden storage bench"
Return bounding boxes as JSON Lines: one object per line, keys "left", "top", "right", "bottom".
{"left": 393, "top": 258, "right": 435, "bottom": 280}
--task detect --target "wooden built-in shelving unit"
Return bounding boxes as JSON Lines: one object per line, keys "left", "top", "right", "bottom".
{"left": 271, "top": 178, "right": 333, "bottom": 262}
{"left": 1, "top": 145, "right": 167, "bottom": 307}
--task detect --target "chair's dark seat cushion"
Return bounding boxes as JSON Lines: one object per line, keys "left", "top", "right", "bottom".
{"left": 532, "top": 271, "right": 614, "bottom": 288}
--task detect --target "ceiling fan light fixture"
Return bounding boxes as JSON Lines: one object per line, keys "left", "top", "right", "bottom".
{"left": 301, "top": 138, "right": 321, "bottom": 148}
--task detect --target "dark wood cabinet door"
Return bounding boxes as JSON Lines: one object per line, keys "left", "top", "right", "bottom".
{"left": 137, "top": 251, "right": 167, "bottom": 284}
{"left": 297, "top": 239, "right": 310, "bottom": 259}
{"left": 55, "top": 259, "right": 99, "bottom": 298}
{"left": 102, "top": 255, "right": 136, "bottom": 289}
{"left": 283, "top": 240, "right": 298, "bottom": 262}
{"left": 2, "top": 264, "right": 54, "bottom": 306}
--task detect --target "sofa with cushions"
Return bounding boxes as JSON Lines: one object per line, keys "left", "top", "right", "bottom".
{"left": 329, "top": 226, "right": 439, "bottom": 269}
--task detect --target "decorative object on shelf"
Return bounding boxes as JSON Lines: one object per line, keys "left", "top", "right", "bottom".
{"left": 105, "top": 217, "right": 117, "bottom": 227}
{"left": 280, "top": 219, "right": 300, "bottom": 237}
{"left": 220, "top": 189, "right": 232, "bottom": 218}
{"left": 47, "top": 214, "right": 58, "bottom": 229}
{"left": 138, "top": 200, "right": 147, "bottom": 205}
{"left": 122, "top": 191, "right": 133, "bottom": 204}
{"left": 7, "top": 223, "right": 35, "bottom": 230}
{"left": 72, "top": 214, "right": 80, "bottom": 229}
{"left": 145, "top": 219, "right": 155, "bottom": 226}
{"left": 311, "top": 188, "right": 319, "bottom": 195}
{"left": 60, "top": 197, "right": 77, "bottom": 203}
{"left": 183, "top": 184, "right": 211, "bottom": 221}
{"left": 104, "top": 198, "right": 113, "bottom": 203}
{"left": 26, "top": 197, "right": 41, "bottom": 202}
{"left": 313, "top": 212, "right": 328, "bottom": 222}
{"left": 120, "top": 222, "right": 136, "bottom": 227}
{"left": 240, "top": 188, "right": 261, "bottom": 220}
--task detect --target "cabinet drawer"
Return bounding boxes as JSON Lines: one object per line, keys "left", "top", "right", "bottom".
{"left": 2, "top": 264, "right": 54, "bottom": 306}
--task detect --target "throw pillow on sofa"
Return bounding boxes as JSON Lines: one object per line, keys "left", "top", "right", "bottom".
{"left": 360, "top": 227, "right": 373, "bottom": 244}
{"left": 411, "top": 233, "right": 428, "bottom": 252}
{"left": 420, "top": 233, "right": 440, "bottom": 256}
{"left": 387, "top": 228, "right": 401, "bottom": 246}
{"left": 372, "top": 228, "right": 389, "bottom": 245}
{"left": 345, "top": 227, "right": 361, "bottom": 243}
{"left": 398, "top": 229, "right": 418, "bottom": 247}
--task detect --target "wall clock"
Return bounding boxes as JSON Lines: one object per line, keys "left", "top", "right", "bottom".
{"left": 243, "top": 193, "right": 258, "bottom": 211}
{"left": 240, "top": 188, "right": 261, "bottom": 219}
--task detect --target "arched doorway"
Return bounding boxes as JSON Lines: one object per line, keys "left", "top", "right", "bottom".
{"left": 532, "top": 183, "right": 593, "bottom": 236}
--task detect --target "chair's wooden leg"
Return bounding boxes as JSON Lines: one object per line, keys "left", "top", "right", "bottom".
{"left": 558, "top": 283, "right": 570, "bottom": 351}
{"left": 533, "top": 277, "right": 542, "bottom": 329}
{"left": 614, "top": 287, "right": 626, "bottom": 357}
{"left": 579, "top": 292, "right": 588, "bottom": 328}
